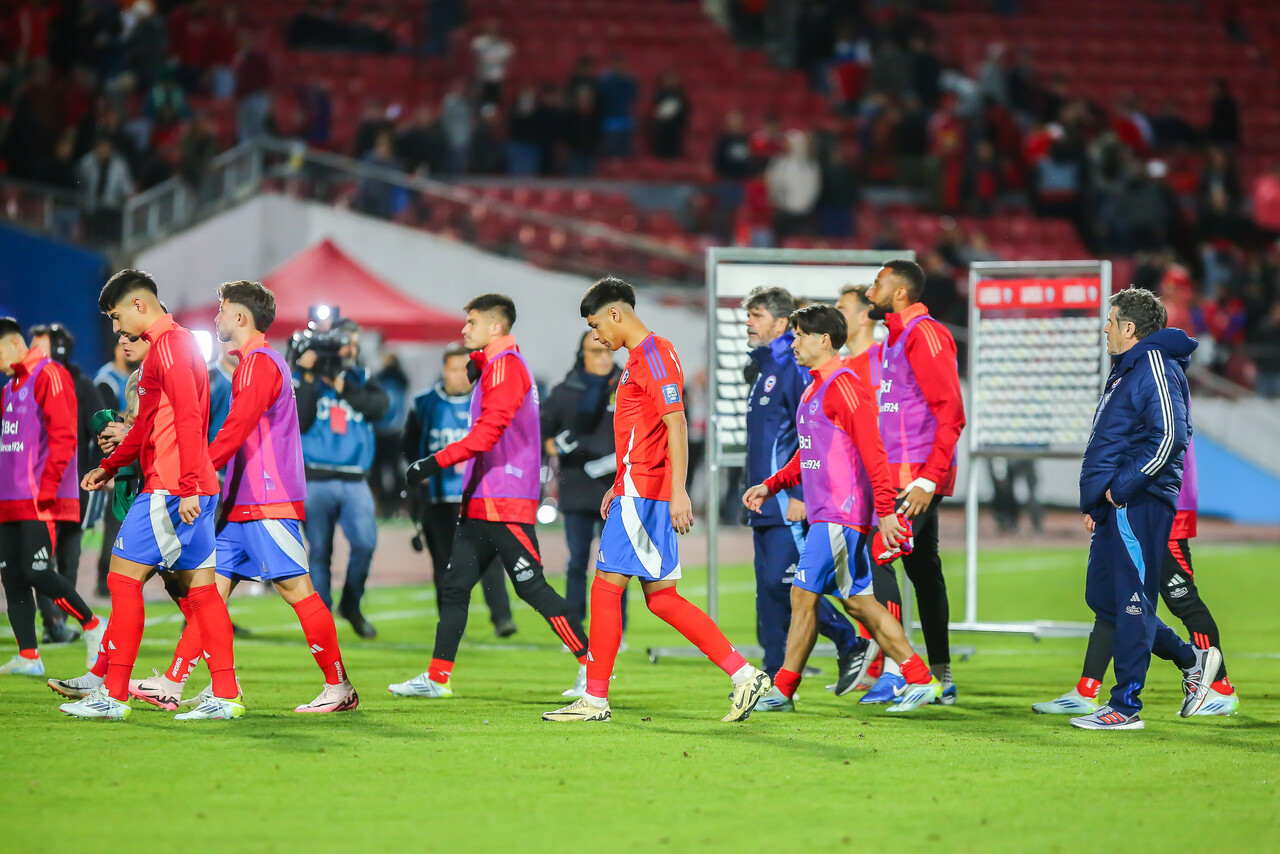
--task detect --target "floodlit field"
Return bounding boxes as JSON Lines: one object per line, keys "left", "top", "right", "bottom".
{"left": 3, "top": 543, "right": 1277, "bottom": 853}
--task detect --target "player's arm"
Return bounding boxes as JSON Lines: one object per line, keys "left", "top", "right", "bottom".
{"left": 1107, "top": 357, "right": 1188, "bottom": 506}
{"left": 661, "top": 410, "right": 693, "bottom": 534}
{"left": 157, "top": 338, "right": 213, "bottom": 502}
{"left": 746, "top": 448, "right": 800, "bottom": 514}
{"left": 829, "top": 374, "right": 898, "bottom": 519}
{"left": 776, "top": 361, "right": 809, "bottom": 504}
{"left": 900, "top": 322, "right": 965, "bottom": 515}
{"left": 33, "top": 364, "right": 77, "bottom": 511}
{"left": 642, "top": 342, "right": 693, "bottom": 533}
{"left": 207, "top": 353, "right": 281, "bottom": 471}
{"left": 98, "top": 366, "right": 154, "bottom": 478}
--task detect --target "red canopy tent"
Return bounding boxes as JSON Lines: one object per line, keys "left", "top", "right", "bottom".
{"left": 177, "top": 239, "right": 462, "bottom": 342}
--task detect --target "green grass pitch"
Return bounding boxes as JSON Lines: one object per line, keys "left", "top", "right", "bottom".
{"left": 3, "top": 542, "right": 1277, "bottom": 853}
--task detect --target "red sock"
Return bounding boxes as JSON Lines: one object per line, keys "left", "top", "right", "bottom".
{"left": 1212, "top": 676, "right": 1233, "bottom": 695}
{"left": 19, "top": 648, "right": 39, "bottom": 660}
{"left": 104, "top": 573, "right": 145, "bottom": 701}
{"left": 293, "top": 592, "right": 346, "bottom": 685}
{"left": 586, "top": 575, "right": 625, "bottom": 698}
{"left": 186, "top": 583, "right": 238, "bottom": 699}
{"left": 90, "top": 618, "right": 111, "bottom": 678}
{"left": 867, "top": 652, "right": 884, "bottom": 679}
{"left": 856, "top": 622, "right": 871, "bottom": 639}
{"left": 428, "top": 658, "right": 453, "bottom": 684}
{"left": 774, "top": 667, "right": 802, "bottom": 699}
{"left": 900, "top": 653, "right": 931, "bottom": 685}
{"left": 1076, "top": 677, "right": 1102, "bottom": 699}
{"left": 644, "top": 587, "right": 747, "bottom": 676}
{"left": 167, "top": 597, "right": 204, "bottom": 684}
{"left": 81, "top": 615, "right": 100, "bottom": 632}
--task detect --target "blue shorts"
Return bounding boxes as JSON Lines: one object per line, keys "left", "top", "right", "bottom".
{"left": 112, "top": 492, "right": 217, "bottom": 571}
{"left": 794, "top": 522, "right": 874, "bottom": 599}
{"left": 216, "top": 518, "right": 309, "bottom": 582}
{"left": 596, "top": 495, "right": 682, "bottom": 580}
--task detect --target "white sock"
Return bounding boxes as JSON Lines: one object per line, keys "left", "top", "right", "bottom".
{"left": 885, "top": 657, "right": 902, "bottom": 677}
{"left": 583, "top": 692, "right": 608, "bottom": 708}
{"left": 730, "top": 663, "right": 756, "bottom": 687}
{"left": 933, "top": 663, "right": 952, "bottom": 683}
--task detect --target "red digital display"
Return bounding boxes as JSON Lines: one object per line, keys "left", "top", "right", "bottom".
{"left": 974, "top": 277, "right": 1103, "bottom": 310}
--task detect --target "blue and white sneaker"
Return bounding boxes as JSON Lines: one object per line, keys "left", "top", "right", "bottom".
{"left": 1032, "top": 687, "right": 1102, "bottom": 715}
{"left": 751, "top": 686, "right": 795, "bottom": 712}
{"left": 932, "top": 682, "right": 957, "bottom": 705}
{"left": 1070, "top": 705, "right": 1144, "bottom": 730}
{"left": 859, "top": 672, "right": 905, "bottom": 704}
{"left": 887, "top": 677, "right": 944, "bottom": 712}
{"left": 1189, "top": 687, "right": 1239, "bottom": 717}
{"left": 1179, "top": 646, "right": 1222, "bottom": 718}
{"left": 0, "top": 654, "right": 45, "bottom": 677}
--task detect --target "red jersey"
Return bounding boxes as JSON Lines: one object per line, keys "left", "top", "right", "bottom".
{"left": 100, "top": 315, "right": 219, "bottom": 497}
{"left": 842, "top": 343, "right": 881, "bottom": 400}
{"left": 613, "top": 334, "right": 684, "bottom": 502}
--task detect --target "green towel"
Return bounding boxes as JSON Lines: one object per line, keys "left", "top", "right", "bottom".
{"left": 92, "top": 409, "right": 137, "bottom": 520}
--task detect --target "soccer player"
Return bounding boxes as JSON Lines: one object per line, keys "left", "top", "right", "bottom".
{"left": 544, "top": 277, "right": 771, "bottom": 723}
{"left": 128, "top": 281, "right": 357, "bottom": 714}
{"left": 390, "top": 294, "right": 590, "bottom": 698}
{"left": 742, "top": 304, "right": 942, "bottom": 713}
{"left": 0, "top": 318, "right": 105, "bottom": 677}
{"left": 739, "top": 286, "right": 868, "bottom": 708}
{"left": 62, "top": 269, "right": 241, "bottom": 721}
{"left": 1070, "top": 287, "right": 1218, "bottom": 730}
{"left": 863, "top": 260, "right": 965, "bottom": 704}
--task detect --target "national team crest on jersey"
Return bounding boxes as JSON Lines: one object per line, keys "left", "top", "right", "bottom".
{"left": 763, "top": 375, "right": 777, "bottom": 393}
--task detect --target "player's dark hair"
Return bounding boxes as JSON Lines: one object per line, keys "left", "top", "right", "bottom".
{"left": 442, "top": 342, "right": 469, "bottom": 363}
{"left": 99, "top": 269, "right": 159, "bottom": 313}
{"left": 790, "top": 303, "right": 847, "bottom": 349}
{"left": 0, "top": 316, "right": 22, "bottom": 340}
{"left": 743, "top": 286, "right": 795, "bottom": 324}
{"left": 28, "top": 323, "right": 74, "bottom": 364}
{"left": 882, "top": 259, "right": 926, "bottom": 302}
{"left": 465, "top": 293, "right": 517, "bottom": 329}
{"left": 1110, "top": 286, "right": 1167, "bottom": 340}
{"left": 217, "top": 280, "right": 277, "bottom": 333}
{"left": 580, "top": 276, "right": 636, "bottom": 318}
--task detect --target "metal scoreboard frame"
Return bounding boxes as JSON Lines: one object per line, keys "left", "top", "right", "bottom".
{"left": 648, "top": 247, "right": 912, "bottom": 665}
{"left": 960, "top": 260, "right": 1112, "bottom": 638}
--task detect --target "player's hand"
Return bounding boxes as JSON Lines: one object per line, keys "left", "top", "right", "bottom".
{"left": 178, "top": 495, "right": 200, "bottom": 525}
{"left": 600, "top": 487, "right": 616, "bottom": 520}
{"left": 1105, "top": 489, "right": 1121, "bottom": 508}
{"left": 295, "top": 349, "right": 318, "bottom": 371}
{"left": 785, "top": 497, "right": 806, "bottom": 523}
{"left": 82, "top": 468, "right": 108, "bottom": 492}
{"left": 1084, "top": 514, "right": 1095, "bottom": 533}
{"left": 741, "top": 484, "right": 770, "bottom": 513}
{"left": 896, "top": 478, "right": 935, "bottom": 520}
{"left": 670, "top": 488, "right": 694, "bottom": 535}
{"left": 35, "top": 492, "right": 56, "bottom": 513}
{"left": 406, "top": 455, "right": 441, "bottom": 490}
{"left": 98, "top": 420, "right": 127, "bottom": 453}
{"left": 878, "top": 512, "right": 906, "bottom": 548}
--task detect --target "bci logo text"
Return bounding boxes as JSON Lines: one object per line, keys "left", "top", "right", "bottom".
{"left": 880, "top": 379, "right": 893, "bottom": 395}
{"left": 1, "top": 420, "right": 18, "bottom": 436}
{"left": 798, "top": 435, "right": 812, "bottom": 449}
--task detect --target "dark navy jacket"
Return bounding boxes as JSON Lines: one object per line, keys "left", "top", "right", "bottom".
{"left": 745, "top": 331, "right": 809, "bottom": 527}
{"left": 1080, "top": 328, "right": 1196, "bottom": 521}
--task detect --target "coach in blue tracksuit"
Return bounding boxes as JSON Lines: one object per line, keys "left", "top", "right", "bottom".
{"left": 1073, "top": 287, "right": 1219, "bottom": 730}
{"left": 742, "top": 286, "right": 863, "bottom": 690}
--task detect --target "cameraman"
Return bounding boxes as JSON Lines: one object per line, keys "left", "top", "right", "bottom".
{"left": 294, "top": 318, "right": 390, "bottom": 638}
{"left": 541, "top": 331, "right": 628, "bottom": 642}
{"left": 404, "top": 344, "right": 516, "bottom": 637}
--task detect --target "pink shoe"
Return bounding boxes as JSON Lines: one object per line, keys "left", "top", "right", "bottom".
{"left": 128, "top": 670, "right": 183, "bottom": 711}
{"left": 295, "top": 682, "right": 359, "bottom": 713}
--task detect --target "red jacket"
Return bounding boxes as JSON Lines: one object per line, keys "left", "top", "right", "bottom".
{"left": 884, "top": 303, "right": 965, "bottom": 496}
{"left": 0, "top": 348, "right": 78, "bottom": 523}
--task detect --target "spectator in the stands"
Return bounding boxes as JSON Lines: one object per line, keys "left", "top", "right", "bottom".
{"left": 470, "top": 21, "right": 513, "bottom": 107}
{"left": 1207, "top": 78, "right": 1240, "bottom": 148}
{"left": 867, "top": 41, "right": 908, "bottom": 99}
{"left": 168, "top": 0, "right": 211, "bottom": 94}
{"left": 179, "top": 112, "right": 218, "bottom": 197}
{"left": 766, "top": 129, "right": 820, "bottom": 239}
{"left": 534, "top": 83, "right": 566, "bottom": 175}
{"left": 207, "top": 6, "right": 241, "bottom": 99}
{"left": 440, "top": 79, "right": 473, "bottom": 175}
{"left": 234, "top": 30, "right": 273, "bottom": 142}
{"left": 906, "top": 34, "right": 942, "bottom": 108}
{"left": 1107, "top": 159, "right": 1178, "bottom": 253}
{"left": 749, "top": 113, "right": 785, "bottom": 166}
{"left": 358, "top": 129, "right": 403, "bottom": 218}
{"left": 929, "top": 93, "right": 966, "bottom": 211}
{"left": 296, "top": 83, "right": 333, "bottom": 146}
{"left": 424, "top": 0, "right": 465, "bottom": 57}
{"left": 397, "top": 105, "right": 449, "bottom": 176}
{"left": 564, "top": 87, "right": 601, "bottom": 176}
{"left": 468, "top": 104, "right": 508, "bottom": 175}
{"left": 507, "top": 87, "right": 544, "bottom": 176}
{"left": 144, "top": 71, "right": 189, "bottom": 127}
{"left": 1151, "top": 99, "right": 1195, "bottom": 151}
{"left": 353, "top": 100, "right": 394, "bottom": 158}
{"left": 44, "top": 131, "right": 81, "bottom": 240}
{"left": 566, "top": 55, "right": 599, "bottom": 106}
{"left": 816, "top": 143, "right": 858, "bottom": 238}
{"left": 1111, "top": 92, "right": 1153, "bottom": 155}
{"left": 123, "top": 1, "right": 168, "bottom": 96}
{"left": 0, "top": 58, "right": 57, "bottom": 180}
{"left": 1007, "top": 47, "right": 1041, "bottom": 120}
{"left": 76, "top": 135, "right": 134, "bottom": 241}
{"left": 598, "top": 55, "right": 638, "bottom": 158}
{"left": 649, "top": 69, "right": 689, "bottom": 160}
{"left": 713, "top": 110, "right": 753, "bottom": 181}
{"left": 977, "top": 43, "right": 1010, "bottom": 107}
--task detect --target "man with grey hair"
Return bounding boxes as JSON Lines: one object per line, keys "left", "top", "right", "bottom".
{"left": 740, "top": 286, "right": 871, "bottom": 711}
{"left": 1071, "top": 286, "right": 1221, "bottom": 730}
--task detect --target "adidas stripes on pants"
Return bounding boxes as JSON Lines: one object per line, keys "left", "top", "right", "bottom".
{"left": 0, "top": 520, "right": 95, "bottom": 650}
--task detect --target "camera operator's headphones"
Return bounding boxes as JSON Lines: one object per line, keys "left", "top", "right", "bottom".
{"left": 39, "top": 323, "right": 75, "bottom": 366}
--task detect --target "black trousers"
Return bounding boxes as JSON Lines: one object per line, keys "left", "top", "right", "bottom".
{"left": 1082, "top": 538, "right": 1228, "bottom": 683}
{"left": 0, "top": 520, "right": 95, "bottom": 650}
{"left": 419, "top": 502, "right": 512, "bottom": 627}
{"left": 432, "top": 518, "right": 587, "bottom": 663}
{"left": 36, "top": 521, "right": 83, "bottom": 631}
{"left": 900, "top": 494, "right": 950, "bottom": 667}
